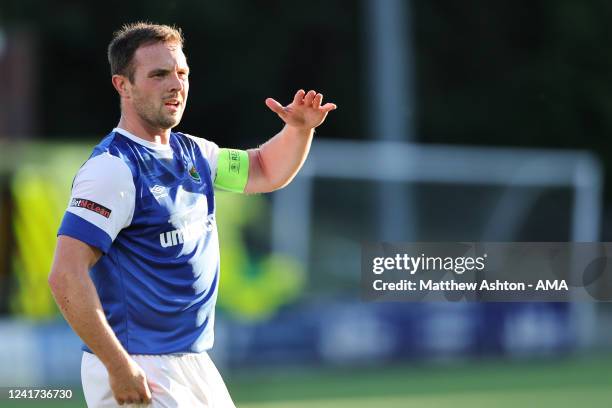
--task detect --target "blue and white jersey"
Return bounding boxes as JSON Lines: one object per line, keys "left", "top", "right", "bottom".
{"left": 58, "top": 127, "right": 221, "bottom": 354}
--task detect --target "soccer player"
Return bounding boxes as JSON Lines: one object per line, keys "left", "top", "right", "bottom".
{"left": 47, "top": 22, "right": 336, "bottom": 407}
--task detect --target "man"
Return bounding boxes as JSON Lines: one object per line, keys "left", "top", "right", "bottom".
{"left": 48, "top": 22, "right": 336, "bottom": 407}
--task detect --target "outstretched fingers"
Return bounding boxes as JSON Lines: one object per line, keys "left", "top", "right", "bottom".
{"left": 309, "top": 92, "right": 337, "bottom": 112}
{"left": 265, "top": 98, "right": 287, "bottom": 117}
{"left": 293, "top": 89, "right": 305, "bottom": 105}
{"left": 304, "top": 90, "right": 316, "bottom": 106}
{"left": 320, "top": 102, "right": 337, "bottom": 112}
{"left": 313, "top": 93, "right": 323, "bottom": 109}
{"left": 267, "top": 90, "right": 337, "bottom": 127}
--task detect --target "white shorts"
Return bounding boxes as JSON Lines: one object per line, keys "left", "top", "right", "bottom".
{"left": 81, "top": 352, "right": 236, "bottom": 408}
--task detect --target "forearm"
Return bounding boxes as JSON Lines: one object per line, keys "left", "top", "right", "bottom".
{"left": 246, "top": 124, "right": 314, "bottom": 192}
{"left": 49, "top": 266, "right": 130, "bottom": 374}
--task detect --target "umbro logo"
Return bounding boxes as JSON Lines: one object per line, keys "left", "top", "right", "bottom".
{"left": 150, "top": 185, "right": 168, "bottom": 199}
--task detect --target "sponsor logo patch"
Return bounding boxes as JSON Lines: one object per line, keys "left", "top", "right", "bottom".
{"left": 70, "top": 198, "right": 112, "bottom": 218}
{"left": 159, "top": 214, "right": 216, "bottom": 248}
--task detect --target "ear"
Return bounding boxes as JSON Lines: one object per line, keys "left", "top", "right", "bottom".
{"left": 111, "top": 74, "right": 131, "bottom": 99}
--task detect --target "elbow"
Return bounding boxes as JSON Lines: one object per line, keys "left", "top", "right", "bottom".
{"left": 250, "top": 149, "right": 297, "bottom": 193}
{"left": 259, "top": 176, "right": 292, "bottom": 193}
{"left": 48, "top": 270, "right": 61, "bottom": 295}
{"left": 48, "top": 267, "right": 69, "bottom": 296}
{"left": 258, "top": 150, "right": 294, "bottom": 190}
{"left": 270, "top": 176, "right": 294, "bottom": 192}
{"left": 48, "top": 269, "right": 71, "bottom": 314}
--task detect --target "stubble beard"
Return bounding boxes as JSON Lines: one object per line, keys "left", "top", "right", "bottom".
{"left": 134, "top": 97, "right": 183, "bottom": 131}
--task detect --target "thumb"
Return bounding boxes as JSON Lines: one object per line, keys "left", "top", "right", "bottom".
{"left": 142, "top": 379, "right": 153, "bottom": 403}
{"left": 265, "top": 98, "right": 286, "bottom": 116}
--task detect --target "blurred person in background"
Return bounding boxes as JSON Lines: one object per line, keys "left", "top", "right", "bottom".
{"left": 47, "top": 22, "right": 336, "bottom": 407}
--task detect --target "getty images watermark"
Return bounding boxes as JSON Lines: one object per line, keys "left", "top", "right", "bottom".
{"left": 362, "top": 243, "right": 612, "bottom": 301}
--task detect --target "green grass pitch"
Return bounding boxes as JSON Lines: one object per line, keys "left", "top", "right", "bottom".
{"left": 2, "top": 354, "right": 610, "bottom": 407}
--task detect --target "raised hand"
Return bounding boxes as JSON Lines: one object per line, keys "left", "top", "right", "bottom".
{"left": 265, "top": 89, "right": 337, "bottom": 130}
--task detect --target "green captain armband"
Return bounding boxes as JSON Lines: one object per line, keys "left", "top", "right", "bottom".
{"left": 214, "top": 148, "right": 250, "bottom": 193}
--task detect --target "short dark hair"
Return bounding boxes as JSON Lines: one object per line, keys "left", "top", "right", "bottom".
{"left": 108, "top": 22, "right": 184, "bottom": 82}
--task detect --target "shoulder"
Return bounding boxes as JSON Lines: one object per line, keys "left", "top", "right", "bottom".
{"left": 173, "top": 132, "right": 220, "bottom": 173}
{"left": 85, "top": 131, "right": 139, "bottom": 181}
{"left": 78, "top": 152, "right": 133, "bottom": 183}
{"left": 174, "top": 132, "right": 219, "bottom": 157}
{"left": 76, "top": 132, "right": 136, "bottom": 191}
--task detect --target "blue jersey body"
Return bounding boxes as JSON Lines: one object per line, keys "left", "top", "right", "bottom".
{"left": 58, "top": 128, "right": 220, "bottom": 354}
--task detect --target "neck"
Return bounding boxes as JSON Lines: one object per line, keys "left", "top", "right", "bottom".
{"left": 117, "top": 115, "right": 171, "bottom": 145}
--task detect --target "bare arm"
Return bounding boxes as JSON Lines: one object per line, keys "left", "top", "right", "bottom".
{"left": 245, "top": 89, "right": 336, "bottom": 194}
{"left": 49, "top": 235, "right": 125, "bottom": 370}
{"left": 48, "top": 235, "right": 151, "bottom": 405}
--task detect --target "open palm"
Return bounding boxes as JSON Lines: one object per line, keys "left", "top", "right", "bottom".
{"left": 265, "top": 89, "right": 337, "bottom": 130}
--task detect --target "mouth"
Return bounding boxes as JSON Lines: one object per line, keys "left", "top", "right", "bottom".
{"left": 164, "top": 99, "right": 182, "bottom": 112}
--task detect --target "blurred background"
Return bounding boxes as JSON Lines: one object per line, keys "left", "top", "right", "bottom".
{"left": 1, "top": 0, "right": 612, "bottom": 406}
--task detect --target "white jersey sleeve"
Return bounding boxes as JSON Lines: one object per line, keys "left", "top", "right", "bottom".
{"left": 58, "top": 152, "right": 135, "bottom": 253}
{"left": 184, "top": 134, "right": 220, "bottom": 178}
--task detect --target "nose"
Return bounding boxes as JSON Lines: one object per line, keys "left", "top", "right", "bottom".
{"left": 168, "top": 71, "right": 185, "bottom": 93}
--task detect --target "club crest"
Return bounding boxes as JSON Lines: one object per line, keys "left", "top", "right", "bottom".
{"left": 189, "top": 165, "right": 201, "bottom": 183}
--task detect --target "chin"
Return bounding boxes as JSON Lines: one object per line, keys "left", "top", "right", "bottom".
{"left": 159, "top": 117, "right": 182, "bottom": 130}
